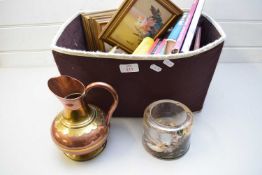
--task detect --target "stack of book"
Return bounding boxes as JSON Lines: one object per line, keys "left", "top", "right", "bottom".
{"left": 133, "top": 0, "right": 205, "bottom": 55}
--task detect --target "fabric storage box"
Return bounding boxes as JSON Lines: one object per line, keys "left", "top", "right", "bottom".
{"left": 51, "top": 12, "right": 226, "bottom": 117}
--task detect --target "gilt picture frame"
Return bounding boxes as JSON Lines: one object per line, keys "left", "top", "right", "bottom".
{"left": 99, "top": 0, "right": 183, "bottom": 53}
{"left": 82, "top": 10, "right": 116, "bottom": 51}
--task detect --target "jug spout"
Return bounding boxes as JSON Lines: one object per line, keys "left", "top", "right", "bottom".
{"left": 48, "top": 75, "right": 90, "bottom": 122}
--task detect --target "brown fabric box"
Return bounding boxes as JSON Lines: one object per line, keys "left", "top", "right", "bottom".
{"left": 51, "top": 12, "right": 226, "bottom": 117}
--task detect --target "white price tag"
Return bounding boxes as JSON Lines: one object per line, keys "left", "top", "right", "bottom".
{"left": 150, "top": 64, "right": 162, "bottom": 72}
{"left": 119, "top": 64, "right": 139, "bottom": 73}
{"left": 163, "top": 59, "right": 174, "bottom": 68}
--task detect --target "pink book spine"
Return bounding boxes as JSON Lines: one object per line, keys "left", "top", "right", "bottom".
{"left": 173, "top": 0, "right": 199, "bottom": 52}
{"left": 147, "top": 38, "right": 160, "bottom": 54}
{"left": 154, "top": 39, "right": 167, "bottom": 55}
{"left": 193, "top": 27, "right": 202, "bottom": 50}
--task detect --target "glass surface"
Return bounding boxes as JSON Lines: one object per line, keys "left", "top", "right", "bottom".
{"left": 143, "top": 100, "right": 193, "bottom": 159}
{"left": 151, "top": 102, "right": 187, "bottom": 127}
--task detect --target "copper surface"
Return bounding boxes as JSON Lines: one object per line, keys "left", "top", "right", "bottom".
{"left": 48, "top": 75, "right": 119, "bottom": 161}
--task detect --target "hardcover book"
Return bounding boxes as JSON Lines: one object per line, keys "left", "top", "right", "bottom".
{"left": 165, "top": 13, "right": 188, "bottom": 54}
{"left": 181, "top": 0, "right": 205, "bottom": 52}
{"left": 172, "top": 0, "right": 199, "bottom": 53}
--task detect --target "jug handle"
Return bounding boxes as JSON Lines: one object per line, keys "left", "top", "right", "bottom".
{"left": 85, "top": 82, "right": 119, "bottom": 126}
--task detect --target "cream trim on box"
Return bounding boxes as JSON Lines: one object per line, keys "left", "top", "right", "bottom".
{"left": 51, "top": 11, "right": 226, "bottom": 61}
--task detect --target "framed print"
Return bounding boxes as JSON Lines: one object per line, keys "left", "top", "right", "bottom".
{"left": 90, "top": 16, "right": 115, "bottom": 51}
{"left": 99, "top": 0, "right": 183, "bottom": 53}
{"left": 82, "top": 10, "right": 116, "bottom": 51}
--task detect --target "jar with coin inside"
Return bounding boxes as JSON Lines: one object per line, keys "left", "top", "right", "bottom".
{"left": 143, "top": 99, "right": 193, "bottom": 159}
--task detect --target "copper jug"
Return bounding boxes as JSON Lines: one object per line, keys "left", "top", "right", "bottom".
{"left": 48, "top": 75, "right": 118, "bottom": 161}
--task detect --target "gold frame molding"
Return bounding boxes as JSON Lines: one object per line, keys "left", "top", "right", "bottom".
{"left": 82, "top": 10, "right": 116, "bottom": 51}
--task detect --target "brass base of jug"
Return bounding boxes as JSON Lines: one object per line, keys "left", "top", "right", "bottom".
{"left": 64, "top": 142, "right": 107, "bottom": 161}
{"left": 48, "top": 76, "right": 119, "bottom": 162}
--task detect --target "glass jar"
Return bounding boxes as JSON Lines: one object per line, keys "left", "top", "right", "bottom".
{"left": 143, "top": 99, "right": 193, "bottom": 159}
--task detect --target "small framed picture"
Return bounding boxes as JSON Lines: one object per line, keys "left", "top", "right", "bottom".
{"left": 82, "top": 10, "right": 116, "bottom": 51}
{"left": 99, "top": 0, "right": 183, "bottom": 53}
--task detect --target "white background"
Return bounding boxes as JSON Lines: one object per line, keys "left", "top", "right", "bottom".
{"left": 1, "top": 64, "right": 262, "bottom": 175}
{"left": 0, "top": 0, "right": 262, "bottom": 67}
{"left": 0, "top": 1, "right": 262, "bottom": 175}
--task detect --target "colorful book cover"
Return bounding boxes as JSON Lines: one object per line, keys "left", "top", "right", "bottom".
{"left": 132, "top": 37, "right": 154, "bottom": 55}
{"left": 150, "top": 39, "right": 162, "bottom": 55}
{"left": 181, "top": 0, "right": 205, "bottom": 52}
{"left": 173, "top": 0, "right": 199, "bottom": 53}
{"left": 193, "top": 26, "right": 202, "bottom": 50}
{"left": 154, "top": 39, "right": 167, "bottom": 55}
{"left": 165, "top": 13, "right": 188, "bottom": 54}
{"left": 167, "top": 13, "right": 188, "bottom": 41}
{"left": 147, "top": 38, "right": 160, "bottom": 54}
{"left": 159, "top": 40, "right": 168, "bottom": 55}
